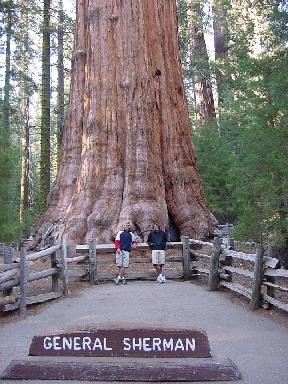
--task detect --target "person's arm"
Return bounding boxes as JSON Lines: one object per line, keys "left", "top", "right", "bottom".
{"left": 130, "top": 232, "right": 137, "bottom": 248}
{"left": 147, "top": 233, "right": 153, "bottom": 247}
{"left": 162, "top": 231, "right": 167, "bottom": 249}
{"left": 115, "top": 232, "right": 121, "bottom": 253}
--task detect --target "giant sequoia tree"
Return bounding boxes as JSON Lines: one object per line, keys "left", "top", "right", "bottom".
{"left": 35, "top": 0, "right": 216, "bottom": 245}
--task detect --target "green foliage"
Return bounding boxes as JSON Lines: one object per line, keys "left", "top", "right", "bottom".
{"left": 0, "top": 0, "right": 22, "bottom": 242}
{"left": 192, "top": 122, "right": 236, "bottom": 221}
{"left": 0, "top": 0, "right": 75, "bottom": 241}
{"left": 215, "top": 1, "right": 288, "bottom": 245}
{"left": 0, "top": 126, "right": 22, "bottom": 242}
{"left": 231, "top": 50, "right": 288, "bottom": 243}
{"left": 177, "top": 0, "right": 214, "bottom": 115}
{"left": 179, "top": 0, "right": 288, "bottom": 246}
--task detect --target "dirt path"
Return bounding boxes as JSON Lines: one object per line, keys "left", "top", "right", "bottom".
{"left": 0, "top": 280, "right": 288, "bottom": 384}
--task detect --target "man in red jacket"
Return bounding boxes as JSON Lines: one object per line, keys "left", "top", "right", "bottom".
{"left": 114, "top": 222, "right": 137, "bottom": 285}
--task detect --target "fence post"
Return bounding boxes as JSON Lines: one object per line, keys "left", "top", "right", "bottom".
{"left": 4, "top": 245, "right": 13, "bottom": 264}
{"left": 266, "top": 244, "right": 276, "bottom": 301}
{"left": 226, "top": 224, "right": 235, "bottom": 250}
{"left": 60, "top": 235, "right": 68, "bottom": 295}
{"left": 226, "top": 223, "right": 230, "bottom": 247}
{"left": 181, "top": 236, "right": 191, "bottom": 280}
{"left": 50, "top": 237, "right": 58, "bottom": 292}
{"left": 208, "top": 237, "right": 222, "bottom": 291}
{"left": 19, "top": 244, "right": 27, "bottom": 317}
{"left": 249, "top": 246, "right": 264, "bottom": 310}
{"left": 89, "top": 238, "right": 97, "bottom": 284}
{"left": 3, "top": 245, "right": 13, "bottom": 297}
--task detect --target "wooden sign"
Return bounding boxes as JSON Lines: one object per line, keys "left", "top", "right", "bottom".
{"left": 1, "top": 357, "right": 241, "bottom": 382}
{"left": 1, "top": 326, "right": 241, "bottom": 381}
{"left": 29, "top": 327, "right": 211, "bottom": 358}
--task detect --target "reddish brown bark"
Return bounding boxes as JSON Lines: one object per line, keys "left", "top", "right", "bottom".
{"left": 212, "top": 0, "right": 229, "bottom": 110}
{"left": 35, "top": 0, "right": 216, "bottom": 246}
{"left": 187, "top": 2, "right": 216, "bottom": 123}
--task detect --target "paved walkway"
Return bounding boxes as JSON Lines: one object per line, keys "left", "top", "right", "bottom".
{"left": 0, "top": 280, "right": 288, "bottom": 383}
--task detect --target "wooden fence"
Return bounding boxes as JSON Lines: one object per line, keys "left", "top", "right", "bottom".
{"left": 0, "top": 238, "right": 64, "bottom": 317}
{"left": 208, "top": 241, "right": 288, "bottom": 312}
{"left": 1, "top": 236, "right": 287, "bottom": 316}
{"left": 75, "top": 240, "right": 185, "bottom": 282}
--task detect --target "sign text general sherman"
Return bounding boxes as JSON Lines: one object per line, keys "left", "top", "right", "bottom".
{"left": 29, "top": 328, "right": 211, "bottom": 358}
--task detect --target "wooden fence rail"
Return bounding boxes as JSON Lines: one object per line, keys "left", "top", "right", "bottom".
{"left": 1, "top": 234, "right": 288, "bottom": 316}
{"left": 74, "top": 240, "right": 185, "bottom": 282}
{"left": 74, "top": 236, "right": 288, "bottom": 313}
{"left": 218, "top": 242, "right": 288, "bottom": 312}
{"left": 0, "top": 237, "right": 64, "bottom": 316}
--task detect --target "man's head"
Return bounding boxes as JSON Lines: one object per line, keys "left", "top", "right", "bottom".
{"left": 123, "top": 222, "right": 131, "bottom": 232}
{"left": 153, "top": 223, "right": 160, "bottom": 232}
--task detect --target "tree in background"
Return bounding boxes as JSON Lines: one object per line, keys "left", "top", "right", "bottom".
{"left": 177, "top": 0, "right": 235, "bottom": 222}
{"left": 187, "top": 0, "right": 216, "bottom": 123}
{"left": 0, "top": 0, "right": 22, "bottom": 242}
{"left": 190, "top": 0, "right": 288, "bottom": 255}
{"left": 209, "top": 0, "right": 287, "bottom": 239}
{"left": 56, "top": 0, "right": 64, "bottom": 168}
{"left": 178, "top": 0, "right": 288, "bottom": 257}
{"left": 178, "top": 0, "right": 216, "bottom": 121}
{"left": 212, "top": 0, "right": 229, "bottom": 126}
{"left": 228, "top": 1, "right": 288, "bottom": 250}
{"left": 39, "top": 0, "right": 74, "bottom": 212}
{"left": 0, "top": 0, "right": 74, "bottom": 241}
{"left": 2, "top": 0, "right": 12, "bottom": 134}
{"left": 39, "top": 0, "right": 51, "bottom": 214}
{"left": 16, "top": 0, "right": 35, "bottom": 233}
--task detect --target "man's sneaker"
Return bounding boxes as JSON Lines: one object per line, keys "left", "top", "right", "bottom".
{"left": 114, "top": 276, "right": 122, "bottom": 285}
{"left": 160, "top": 275, "right": 166, "bottom": 283}
{"left": 157, "top": 274, "right": 166, "bottom": 283}
{"left": 122, "top": 278, "right": 127, "bottom": 285}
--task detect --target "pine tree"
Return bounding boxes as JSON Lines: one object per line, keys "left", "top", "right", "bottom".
{"left": 208, "top": 0, "right": 288, "bottom": 250}
{"left": 177, "top": 0, "right": 216, "bottom": 121}
{"left": 177, "top": 0, "right": 233, "bottom": 222}
{"left": 232, "top": 2, "right": 288, "bottom": 247}
{"left": 0, "top": 0, "right": 21, "bottom": 241}
{"left": 187, "top": 0, "right": 216, "bottom": 123}
{"left": 39, "top": 0, "right": 51, "bottom": 214}
{"left": 56, "top": 0, "right": 64, "bottom": 168}
{"left": 18, "top": 0, "right": 31, "bottom": 230}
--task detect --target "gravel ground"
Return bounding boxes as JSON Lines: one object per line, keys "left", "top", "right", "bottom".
{"left": 0, "top": 279, "right": 288, "bottom": 384}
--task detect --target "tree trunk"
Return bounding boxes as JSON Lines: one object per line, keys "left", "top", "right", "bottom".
{"left": 19, "top": 3, "right": 30, "bottom": 226}
{"left": 39, "top": 0, "right": 51, "bottom": 214}
{"left": 34, "top": 0, "right": 216, "bottom": 246}
{"left": 57, "top": 0, "right": 65, "bottom": 168}
{"left": 187, "top": 1, "right": 216, "bottom": 123}
{"left": 212, "top": 0, "right": 229, "bottom": 113}
{"left": 2, "top": 0, "right": 12, "bottom": 135}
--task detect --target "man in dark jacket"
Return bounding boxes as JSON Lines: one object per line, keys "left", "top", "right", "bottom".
{"left": 147, "top": 223, "right": 167, "bottom": 283}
